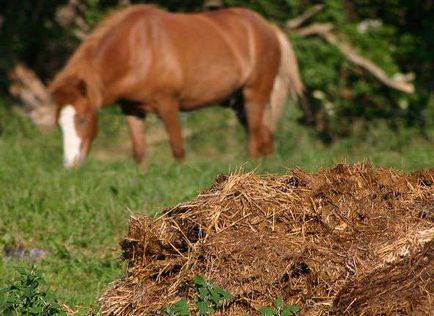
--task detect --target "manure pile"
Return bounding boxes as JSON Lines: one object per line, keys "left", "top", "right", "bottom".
{"left": 100, "top": 163, "right": 434, "bottom": 315}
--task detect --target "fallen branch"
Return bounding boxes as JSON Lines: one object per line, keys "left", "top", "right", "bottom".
{"left": 8, "top": 64, "right": 56, "bottom": 127}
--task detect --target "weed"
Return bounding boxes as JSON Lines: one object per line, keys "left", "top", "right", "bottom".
{"left": 161, "top": 278, "right": 300, "bottom": 316}
{"left": 0, "top": 267, "right": 66, "bottom": 315}
{"left": 259, "top": 296, "right": 301, "bottom": 316}
{"left": 194, "top": 275, "right": 234, "bottom": 315}
{"left": 163, "top": 298, "right": 190, "bottom": 316}
{"left": 161, "top": 275, "right": 234, "bottom": 316}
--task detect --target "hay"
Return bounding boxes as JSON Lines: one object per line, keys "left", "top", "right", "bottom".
{"left": 99, "top": 163, "right": 434, "bottom": 315}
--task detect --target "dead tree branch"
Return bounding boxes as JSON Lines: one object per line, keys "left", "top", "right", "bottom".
{"left": 285, "top": 4, "right": 414, "bottom": 94}
{"left": 286, "top": 4, "right": 324, "bottom": 30}
{"left": 55, "top": 0, "right": 89, "bottom": 40}
{"left": 294, "top": 22, "right": 414, "bottom": 93}
{"left": 295, "top": 22, "right": 334, "bottom": 37}
{"left": 56, "top": 0, "right": 131, "bottom": 40}
{"left": 9, "top": 64, "right": 56, "bottom": 127}
{"left": 283, "top": 5, "right": 415, "bottom": 139}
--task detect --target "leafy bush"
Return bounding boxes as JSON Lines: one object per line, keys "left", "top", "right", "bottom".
{"left": 0, "top": 268, "right": 67, "bottom": 316}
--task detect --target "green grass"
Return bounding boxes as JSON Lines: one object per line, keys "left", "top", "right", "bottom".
{"left": 1, "top": 100, "right": 433, "bottom": 313}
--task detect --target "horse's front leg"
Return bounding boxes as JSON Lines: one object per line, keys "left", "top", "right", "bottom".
{"left": 156, "top": 98, "right": 185, "bottom": 160}
{"left": 126, "top": 115, "right": 146, "bottom": 163}
{"left": 121, "top": 104, "right": 147, "bottom": 164}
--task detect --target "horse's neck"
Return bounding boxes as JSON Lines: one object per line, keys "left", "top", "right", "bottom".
{"left": 77, "top": 54, "right": 104, "bottom": 110}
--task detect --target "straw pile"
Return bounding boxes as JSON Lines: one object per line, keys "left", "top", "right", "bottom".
{"left": 99, "top": 163, "right": 434, "bottom": 315}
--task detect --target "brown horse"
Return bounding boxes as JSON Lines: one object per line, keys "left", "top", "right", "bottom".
{"left": 49, "top": 5, "right": 303, "bottom": 167}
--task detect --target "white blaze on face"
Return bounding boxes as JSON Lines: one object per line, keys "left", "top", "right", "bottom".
{"left": 59, "top": 105, "right": 82, "bottom": 167}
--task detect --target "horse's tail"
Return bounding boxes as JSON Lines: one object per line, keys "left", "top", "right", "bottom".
{"left": 263, "top": 26, "right": 304, "bottom": 132}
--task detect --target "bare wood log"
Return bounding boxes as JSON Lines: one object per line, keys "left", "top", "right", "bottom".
{"left": 8, "top": 64, "right": 56, "bottom": 127}
{"left": 286, "top": 4, "right": 324, "bottom": 30}
{"left": 293, "top": 22, "right": 415, "bottom": 93}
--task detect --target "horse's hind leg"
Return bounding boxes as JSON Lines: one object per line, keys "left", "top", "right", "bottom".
{"left": 155, "top": 97, "right": 185, "bottom": 160}
{"left": 243, "top": 87, "right": 273, "bottom": 158}
{"left": 260, "top": 124, "right": 274, "bottom": 156}
{"left": 221, "top": 89, "right": 248, "bottom": 129}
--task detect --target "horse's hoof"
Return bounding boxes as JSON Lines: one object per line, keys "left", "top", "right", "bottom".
{"left": 174, "top": 149, "right": 186, "bottom": 161}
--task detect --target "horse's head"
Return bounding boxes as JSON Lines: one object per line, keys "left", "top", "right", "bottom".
{"left": 50, "top": 76, "right": 98, "bottom": 167}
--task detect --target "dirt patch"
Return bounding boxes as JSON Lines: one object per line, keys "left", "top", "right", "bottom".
{"left": 99, "top": 163, "right": 434, "bottom": 315}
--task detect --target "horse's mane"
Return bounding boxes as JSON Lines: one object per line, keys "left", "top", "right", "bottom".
{"left": 75, "top": 5, "right": 157, "bottom": 60}
{"left": 50, "top": 5, "right": 157, "bottom": 108}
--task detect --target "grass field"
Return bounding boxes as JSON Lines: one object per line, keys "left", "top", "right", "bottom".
{"left": 1, "top": 99, "right": 433, "bottom": 313}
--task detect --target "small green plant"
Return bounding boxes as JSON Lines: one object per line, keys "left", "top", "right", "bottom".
{"left": 162, "top": 284, "right": 301, "bottom": 316}
{"left": 161, "top": 275, "right": 234, "bottom": 316}
{"left": 194, "top": 275, "right": 234, "bottom": 315}
{"left": 0, "top": 267, "right": 67, "bottom": 316}
{"left": 259, "top": 296, "right": 301, "bottom": 316}
{"left": 163, "top": 298, "right": 190, "bottom": 316}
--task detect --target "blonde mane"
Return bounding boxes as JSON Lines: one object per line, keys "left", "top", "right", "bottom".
{"left": 50, "top": 5, "right": 157, "bottom": 108}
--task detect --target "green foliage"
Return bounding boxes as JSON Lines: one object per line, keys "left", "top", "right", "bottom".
{"left": 0, "top": 268, "right": 66, "bottom": 316}
{"left": 284, "top": 1, "right": 420, "bottom": 136}
{"left": 259, "top": 297, "right": 301, "bottom": 316}
{"left": 162, "top": 284, "right": 300, "bottom": 316}
{"left": 163, "top": 298, "right": 190, "bottom": 316}
{"left": 0, "top": 0, "right": 76, "bottom": 92}
{"left": 161, "top": 275, "right": 234, "bottom": 316}
{"left": 194, "top": 275, "right": 234, "bottom": 315}
{"left": 82, "top": 0, "right": 108, "bottom": 28}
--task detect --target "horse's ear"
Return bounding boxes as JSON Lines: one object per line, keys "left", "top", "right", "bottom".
{"left": 77, "top": 79, "right": 87, "bottom": 96}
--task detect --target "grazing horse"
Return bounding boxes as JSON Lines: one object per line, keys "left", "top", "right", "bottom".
{"left": 50, "top": 5, "right": 303, "bottom": 167}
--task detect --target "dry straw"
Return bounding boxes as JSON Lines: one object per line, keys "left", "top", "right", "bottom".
{"left": 100, "top": 163, "right": 434, "bottom": 315}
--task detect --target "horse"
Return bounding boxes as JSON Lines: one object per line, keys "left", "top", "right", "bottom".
{"left": 49, "top": 5, "right": 303, "bottom": 167}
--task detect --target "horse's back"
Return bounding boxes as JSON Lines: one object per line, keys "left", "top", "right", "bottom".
{"left": 211, "top": 8, "right": 281, "bottom": 88}
{"left": 146, "top": 7, "right": 280, "bottom": 107}
{"left": 153, "top": 9, "right": 253, "bottom": 105}
{"left": 68, "top": 5, "right": 281, "bottom": 108}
